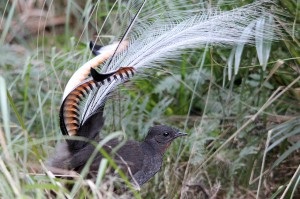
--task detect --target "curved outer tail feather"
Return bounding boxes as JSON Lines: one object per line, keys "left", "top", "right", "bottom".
{"left": 60, "top": 67, "right": 135, "bottom": 138}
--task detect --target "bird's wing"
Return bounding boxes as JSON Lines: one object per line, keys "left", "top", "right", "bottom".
{"left": 114, "top": 141, "right": 144, "bottom": 175}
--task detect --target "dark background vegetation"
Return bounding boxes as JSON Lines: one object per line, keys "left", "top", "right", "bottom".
{"left": 0, "top": 0, "right": 299, "bottom": 198}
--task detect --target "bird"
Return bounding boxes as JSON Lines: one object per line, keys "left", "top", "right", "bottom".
{"left": 48, "top": 40, "right": 187, "bottom": 189}
{"left": 50, "top": 107, "right": 186, "bottom": 189}
{"left": 47, "top": 0, "right": 276, "bottom": 190}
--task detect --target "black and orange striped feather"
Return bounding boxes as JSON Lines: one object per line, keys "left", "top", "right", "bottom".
{"left": 59, "top": 66, "right": 135, "bottom": 139}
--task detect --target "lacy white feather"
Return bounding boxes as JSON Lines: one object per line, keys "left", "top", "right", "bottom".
{"left": 101, "top": 2, "right": 275, "bottom": 73}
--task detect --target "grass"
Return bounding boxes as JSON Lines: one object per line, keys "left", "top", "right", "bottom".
{"left": 0, "top": 0, "right": 300, "bottom": 198}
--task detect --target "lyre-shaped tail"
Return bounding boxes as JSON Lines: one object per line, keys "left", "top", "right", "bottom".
{"left": 59, "top": 0, "right": 276, "bottom": 147}
{"left": 59, "top": 65, "right": 135, "bottom": 146}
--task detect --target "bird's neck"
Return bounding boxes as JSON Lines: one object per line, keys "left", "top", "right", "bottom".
{"left": 143, "top": 139, "right": 169, "bottom": 156}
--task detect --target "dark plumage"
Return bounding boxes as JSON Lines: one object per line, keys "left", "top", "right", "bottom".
{"left": 89, "top": 41, "right": 103, "bottom": 56}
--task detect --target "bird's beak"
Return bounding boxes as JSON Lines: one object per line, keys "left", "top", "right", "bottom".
{"left": 175, "top": 131, "right": 188, "bottom": 138}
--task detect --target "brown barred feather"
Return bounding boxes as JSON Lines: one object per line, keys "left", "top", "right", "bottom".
{"left": 59, "top": 66, "right": 135, "bottom": 136}
{"left": 60, "top": 79, "right": 99, "bottom": 136}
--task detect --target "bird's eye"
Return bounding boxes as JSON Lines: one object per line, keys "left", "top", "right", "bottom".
{"left": 163, "top": 132, "right": 170, "bottom": 137}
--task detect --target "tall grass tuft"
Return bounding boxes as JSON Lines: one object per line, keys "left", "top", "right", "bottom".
{"left": 0, "top": 0, "right": 299, "bottom": 198}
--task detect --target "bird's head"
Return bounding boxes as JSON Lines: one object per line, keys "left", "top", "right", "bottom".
{"left": 145, "top": 125, "right": 187, "bottom": 153}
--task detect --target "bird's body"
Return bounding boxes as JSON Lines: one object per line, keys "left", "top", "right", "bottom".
{"left": 48, "top": 123, "right": 186, "bottom": 188}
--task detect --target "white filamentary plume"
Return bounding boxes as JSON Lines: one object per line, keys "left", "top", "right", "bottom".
{"left": 102, "top": 2, "right": 275, "bottom": 73}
